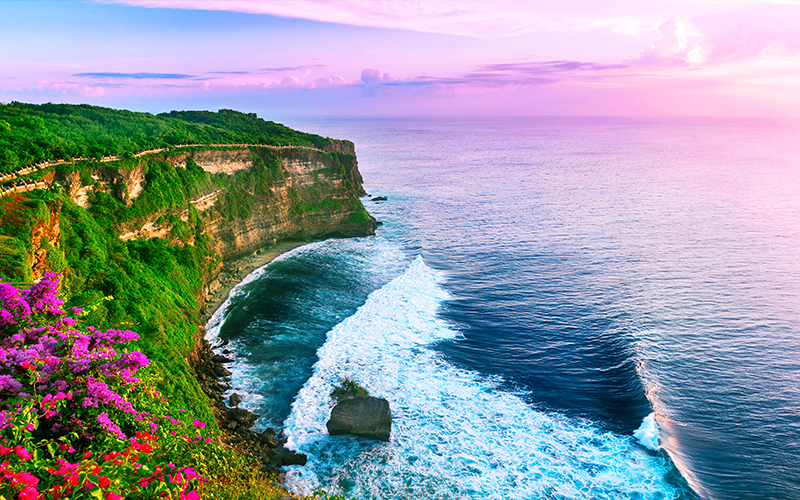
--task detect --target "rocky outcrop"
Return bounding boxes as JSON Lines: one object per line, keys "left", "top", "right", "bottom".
{"left": 327, "top": 397, "right": 392, "bottom": 441}
{"left": 29, "top": 199, "right": 63, "bottom": 282}
{"left": 54, "top": 164, "right": 147, "bottom": 208}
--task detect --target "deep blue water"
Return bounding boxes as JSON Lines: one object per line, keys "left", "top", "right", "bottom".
{"left": 207, "top": 117, "right": 800, "bottom": 500}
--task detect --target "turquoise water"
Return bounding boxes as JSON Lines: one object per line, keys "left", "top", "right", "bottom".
{"left": 208, "top": 117, "right": 800, "bottom": 499}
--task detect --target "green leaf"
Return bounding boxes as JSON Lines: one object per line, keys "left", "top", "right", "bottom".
{"left": 47, "top": 441, "right": 58, "bottom": 458}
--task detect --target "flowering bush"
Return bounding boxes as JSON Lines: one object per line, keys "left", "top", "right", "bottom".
{"left": 0, "top": 273, "right": 213, "bottom": 499}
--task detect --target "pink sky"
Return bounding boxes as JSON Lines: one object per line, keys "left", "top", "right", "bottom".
{"left": 2, "top": 0, "right": 799, "bottom": 117}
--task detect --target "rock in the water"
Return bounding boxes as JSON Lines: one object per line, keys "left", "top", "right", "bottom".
{"left": 212, "top": 354, "right": 234, "bottom": 363}
{"left": 228, "top": 407, "right": 258, "bottom": 428}
{"left": 214, "top": 365, "right": 232, "bottom": 377}
{"left": 228, "top": 393, "right": 243, "bottom": 407}
{"left": 280, "top": 449, "right": 307, "bottom": 466}
{"left": 327, "top": 397, "right": 391, "bottom": 441}
{"left": 371, "top": 196, "right": 388, "bottom": 202}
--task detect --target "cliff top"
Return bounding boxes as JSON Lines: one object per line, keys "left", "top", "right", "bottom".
{"left": 0, "top": 102, "right": 354, "bottom": 175}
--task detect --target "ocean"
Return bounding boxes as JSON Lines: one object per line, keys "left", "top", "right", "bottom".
{"left": 205, "top": 117, "right": 800, "bottom": 500}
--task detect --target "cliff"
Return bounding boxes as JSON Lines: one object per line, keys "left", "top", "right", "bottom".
{"left": 52, "top": 146, "right": 374, "bottom": 261}
{"left": 47, "top": 144, "right": 374, "bottom": 466}
{"left": 0, "top": 105, "right": 375, "bottom": 474}
{"left": 158, "top": 147, "right": 371, "bottom": 259}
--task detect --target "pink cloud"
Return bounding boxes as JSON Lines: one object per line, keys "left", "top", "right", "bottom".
{"left": 360, "top": 69, "right": 398, "bottom": 85}
{"left": 98, "top": 0, "right": 733, "bottom": 39}
{"left": 270, "top": 76, "right": 304, "bottom": 89}
{"left": 633, "top": 20, "right": 702, "bottom": 66}
{"left": 28, "top": 80, "right": 107, "bottom": 98}
{"left": 314, "top": 76, "right": 348, "bottom": 88}
{"left": 690, "top": 4, "right": 800, "bottom": 63}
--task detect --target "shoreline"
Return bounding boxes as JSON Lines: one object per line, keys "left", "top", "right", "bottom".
{"left": 192, "top": 239, "right": 311, "bottom": 473}
{"left": 200, "top": 239, "right": 308, "bottom": 326}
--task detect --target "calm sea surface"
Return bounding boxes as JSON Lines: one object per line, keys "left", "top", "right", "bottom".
{"left": 207, "top": 117, "right": 800, "bottom": 500}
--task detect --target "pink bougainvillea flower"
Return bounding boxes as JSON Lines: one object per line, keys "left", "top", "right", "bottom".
{"left": 181, "top": 490, "right": 200, "bottom": 500}
{"left": 12, "top": 471, "right": 39, "bottom": 488}
{"left": 18, "top": 488, "right": 39, "bottom": 500}
{"left": 14, "top": 445, "right": 32, "bottom": 460}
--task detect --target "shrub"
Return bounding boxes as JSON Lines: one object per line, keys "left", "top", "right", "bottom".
{"left": 330, "top": 379, "right": 369, "bottom": 403}
{"left": 0, "top": 273, "right": 212, "bottom": 499}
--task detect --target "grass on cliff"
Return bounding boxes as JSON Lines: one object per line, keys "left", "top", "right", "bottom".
{"left": 0, "top": 102, "right": 351, "bottom": 174}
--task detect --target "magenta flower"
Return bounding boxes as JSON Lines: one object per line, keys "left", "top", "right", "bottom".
{"left": 12, "top": 471, "right": 39, "bottom": 488}
{"left": 181, "top": 490, "right": 200, "bottom": 500}
{"left": 18, "top": 488, "right": 39, "bottom": 500}
{"left": 0, "top": 275, "right": 221, "bottom": 500}
{"left": 97, "top": 412, "right": 126, "bottom": 440}
{"left": 14, "top": 445, "right": 32, "bottom": 460}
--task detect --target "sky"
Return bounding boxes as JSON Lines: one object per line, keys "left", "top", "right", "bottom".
{"left": 2, "top": 0, "right": 800, "bottom": 118}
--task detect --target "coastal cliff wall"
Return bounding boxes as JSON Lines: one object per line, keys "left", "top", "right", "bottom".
{"left": 0, "top": 104, "right": 375, "bottom": 476}
{"left": 52, "top": 146, "right": 375, "bottom": 263}
{"left": 13, "top": 144, "right": 377, "bottom": 466}
{"left": 165, "top": 147, "right": 371, "bottom": 260}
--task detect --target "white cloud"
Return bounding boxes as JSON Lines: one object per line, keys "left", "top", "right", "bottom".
{"left": 314, "top": 75, "right": 348, "bottom": 88}
{"left": 360, "top": 69, "right": 398, "bottom": 85}
{"left": 96, "top": 0, "right": 752, "bottom": 39}
{"left": 27, "top": 80, "right": 107, "bottom": 97}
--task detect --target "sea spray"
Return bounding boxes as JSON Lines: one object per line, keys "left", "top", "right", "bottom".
{"left": 204, "top": 237, "right": 411, "bottom": 430}
{"left": 283, "top": 255, "right": 680, "bottom": 500}
{"left": 634, "top": 413, "right": 661, "bottom": 451}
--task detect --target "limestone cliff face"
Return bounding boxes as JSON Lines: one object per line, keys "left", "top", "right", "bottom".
{"left": 55, "top": 146, "right": 375, "bottom": 262}
{"left": 30, "top": 200, "right": 63, "bottom": 281}
{"left": 163, "top": 148, "right": 373, "bottom": 260}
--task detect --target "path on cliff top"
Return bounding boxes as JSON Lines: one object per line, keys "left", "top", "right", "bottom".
{"left": 0, "top": 143, "right": 329, "bottom": 199}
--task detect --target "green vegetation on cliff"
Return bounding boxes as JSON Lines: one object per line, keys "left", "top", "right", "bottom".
{"left": 0, "top": 189, "right": 219, "bottom": 426}
{"left": 0, "top": 102, "right": 351, "bottom": 173}
{"left": 0, "top": 103, "right": 372, "bottom": 499}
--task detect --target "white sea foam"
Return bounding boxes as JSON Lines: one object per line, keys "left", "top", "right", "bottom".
{"left": 283, "top": 255, "right": 679, "bottom": 500}
{"left": 634, "top": 412, "right": 661, "bottom": 451}
{"left": 204, "top": 237, "right": 411, "bottom": 419}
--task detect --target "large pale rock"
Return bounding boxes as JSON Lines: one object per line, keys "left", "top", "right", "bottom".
{"left": 327, "top": 397, "right": 391, "bottom": 441}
